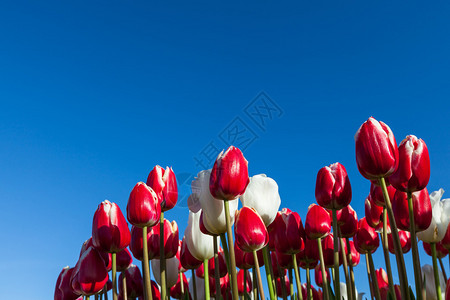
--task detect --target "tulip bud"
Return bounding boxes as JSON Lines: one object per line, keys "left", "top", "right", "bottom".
{"left": 148, "top": 219, "right": 179, "bottom": 259}
{"left": 237, "top": 269, "right": 252, "bottom": 295}
{"left": 355, "top": 117, "right": 399, "bottom": 180}
{"left": 337, "top": 205, "right": 358, "bottom": 238}
{"left": 297, "top": 236, "right": 319, "bottom": 269}
{"left": 235, "top": 244, "right": 264, "bottom": 270}
{"left": 321, "top": 233, "right": 339, "bottom": 268}
{"left": 208, "top": 248, "right": 227, "bottom": 278}
{"left": 127, "top": 182, "right": 161, "bottom": 228}
{"left": 423, "top": 241, "right": 448, "bottom": 258}
{"left": 55, "top": 267, "right": 81, "bottom": 300}
{"left": 235, "top": 207, "right": 269, "bottom": 252}
{"left": 170, "top": 272, "right": 189, "bottom": 299}
{"left": 271, "top": 250, "right": 292, "bottom": 272}
{"left": 274, "top": 208, "right": 305, "bottom": 255}
{"left": 276, "top": 277, "right": 291, "bottom": 299}
{"left": 209, "top": 146, "right": 249, "bottom": 201}
{"left": 387, "top": 230, "right": 411, "bottom": 254}
{"left": 347, "top": 240, "right": 360, "bottom": 267}
{"left": 92, "top": 200, "right": 131, "bottom": 253}
{"left": 302, "top": 284, "right": 321, "bottom": 300}
{"left": 152, "top": 256, "right": 180, "bottom": 288}
{"left": 365, "top": 196, "right": 384, "bottom": 232}
{"left": 389, "top": 135, "right": 430, "bottom": 192}
{"left": 118, "top": 264, "right": 144, "bottom": 299}
{"left": 305, "top": 204, "right": 331, "bottom": 240}
{"left": 146, "top": 165, "right": 178, "bottom": 211}
{"left": 392, "top": 188, "right": 432, "bottom": 232}
{"left": 184, "top": 210, "right": 215, "bottom": 261}
{"left": 369, "top": 182, "right": 396, "bottom": 207}
{"left": 380, "top": 285, "right": 401, "bottom": 300}
{"left": 314, "top": 264, "right": 330, "bottom": 288}
{"left": 417, "top": 188, "right": 450, "bottom": 243}
{"left": 354, "top": 217, "right": 379, "bottom": 254}
{"left": 70, "top": 247, "right": 109, "bottom": 296}
{"left": 180, "top": 236, "right": 202, "bottom": 270}
{"left": 375, "top": 268, "right": 389, "bottom": 290}
{"left": 241, "top": 174, "right": 281, "bottom": 226}
{"left": 80, "top": 237, "right": 112, "bottom": 271}
{"left": 116, "top": 248, "right": 133, "bottom": 272}
{"left": 129, "top": 225, "right": 150, "bottom": 261}
{"left": 315, "top": 162, "right": 352, "bottom": 210}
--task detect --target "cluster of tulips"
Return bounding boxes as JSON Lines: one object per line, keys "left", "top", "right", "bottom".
{"left": 55, "top": 116, "right": 450, "bottom": 300}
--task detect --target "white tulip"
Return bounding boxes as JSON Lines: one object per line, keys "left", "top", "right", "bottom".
{"left": 184, "top": 210, "right": 215, "bottom": 261}
{"left": 422, "top": 264, "right": 445, "bottom": 300}
{"left": 189, "top": 274, "right": 205, "bottom": 300}
{"left": 339, "top": 282, "right": 364, "bottom": 300}
{"left": 189, "top": 169, "right": 239, "bottom": 235}
{"left": 240, "top": 174, "right": 281, "bottom": 226}
{"left": 151, "top": 256, "right": 180, "bottom": 288}
{"left": 417, "top": 189, "right": 450, "bottom": 243}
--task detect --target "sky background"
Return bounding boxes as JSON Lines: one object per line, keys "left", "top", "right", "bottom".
{"left": 1, "top": 1, "right": 450, "bottom": 299}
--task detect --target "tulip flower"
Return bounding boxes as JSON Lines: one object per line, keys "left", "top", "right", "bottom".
{"left": 380, "top": 285, "right": 401, "bottom": 300}
{"left": 70, "top": 246, "right": 109, "bottom": 296}
{"left": 424, "top": 242, "right": 449, "bottom": 258}
{"left": 235, "top": 206, "right": 269, "bottom": 252}
{"left": 314, "top": 264, "right": 330, "bottom": 288}
{"left": 180, "top": 236, "right": 202, "bottom": 270}
{"left": 389, "top": 135, "right": 430, "bottom": 193}
{"left": 297, "top": 236, "right": 319, "bottom": 269}
{"left": 305, "top": 204, "right": 331, "bottom": 240}
{"left": 235, "top": 244, "right": 264, "bottom": 270}
{"left": 116, "top": 248, "right": 133, "bottom": 272}
{"left": 189, "top": 274, "right": 205, "bottom": 300}
{"left": 237, "top": 269, "right": 252, "bottom": 296}
{"left": 365, "top": 196, "right": 384, "bottom": 232}
{"left": 274, "top": 208, "right": 305, "bottom": 255}
{"left": 355, "top": 117, "right": 399, "bottom": 180}
{"left": 321, "top": 233, "right": 339, "bottom": 268}
{"left": 126, "top": 181, "right": 161, "bottom": 228}
{"left": 446, "top": 279, "right": 450, "bottom": 300}
{"left": 272, "top": 250, "right": 292, "bottom": 271}
{"left": 118, "top": 264, "right": 144, "bottom": 299}
{"left": 152, "top": 255, "right": 181, "bottom": 288}
{"left": 354, "top": 217, "right": 380, "bottom": 254}
{"left": 189, "top": 169, "right": 239, "bottom": 235}
{"left": 148, "top": 218, "right": 179, "bottom": 259}
{"left": 387, "top": 230, "right": 411, "bottom": 254}
{"left": 55, "top": 267, "right": 81, "bottom": 300}
{"left": 241, "top": 174, "right": 281, "bottom": 227}
{"left": 276, "top": 277, "right": 291, "bottom": 299}
{"left": 337, "top": 205, "right": 358, "bottom": 238}
{"left": 375, "top": 268, "right": 389, "bottom": 290}
{"left": 80, "top": 237, "right": 112, "bottom": 271}
{"left": 338, "top": 282, "right": 365, "bottom": 300}
{"left": 315, "top": 162, "right": 352, "bottom": 210}
{"left": 208, "top": 248, "right": 227, "bottom": 278}
{"left": 422, "top": 264, "right": 446, "bottom": 300}
{"left": 347, "top": 240, "right": 360, "bottom": 267}
{"left": 146, "top": 165, "right": 178, "bottom": 211}
{"left": 184, "top": 210, "right": 215, "bottom": 262}
{"left": 417, "top": 189, "right": 450, "bottom": 243}
{"left": 129, "top": 225, "right": 150, "bottom": 261}
{"left": 370, "top": 182, "right": 396, "bottom": 207}
{"left": 302, "top": 283, "right": 323, "bottom": 300}
{"left": 392, "top": 188, "right": 432, "bottom": 232}
{"left": 170, "top": 272, "right": 189, "bottom": 299}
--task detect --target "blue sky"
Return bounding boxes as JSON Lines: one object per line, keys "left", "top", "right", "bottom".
{"left": 1, "top": 1, "right": 450, "bottom": 299}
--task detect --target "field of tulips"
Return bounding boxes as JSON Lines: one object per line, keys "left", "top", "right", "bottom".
{"left": 55, "top": 117, "right": 450, "bottom": 300}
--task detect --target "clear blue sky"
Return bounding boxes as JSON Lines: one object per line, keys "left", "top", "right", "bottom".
{"left": 1, "top": 1, "right": 449, "bottom": 299}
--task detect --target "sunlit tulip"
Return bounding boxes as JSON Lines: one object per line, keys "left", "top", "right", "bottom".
{"left": 92, "top": 200, "right": 131, "bottom": 253}
{"left": 151, "top": 280, "right": 161, "bottom": 300}
{"left": 274, "top": 208, "right": 305, "bottom": 255}
{"left": 118, "top": 264, "right": 143, "bottom": 299}
{"left": 116, "top": 248, "right": 133, "bottom": 272}
{"left": 355, "top": 117, "right": 399, "bottom": 180}
{"left": 80, "top": 237, "right": 112, "bottom": 271}
{"left": 375, "top": 268, "right": 389, "bottom": 290}
{"left": 146, "top": 165, "right": 178, "bottom": 211}
{"left": 148, "top": 218, "right": 179, "bottom": 259}
{"left": 237, "top": 269, "right": 252, "bottom": 295}
{"left": 354, "top": 217, "right": 379, "bottom": 254}
{"left": 189, "top": 169, "right": 239, "bottom": 234}
{"left": 235, "top": 206, "right": 269, "bottom": 252}
{"left": 369, "top": 182, "right": 396, "bottom": 207}
{"left": 347, "top": 240, "right": 360, "bottom": 267}
{"left": 209, "top": 146, "right": 249, "bottom": 200}
{"left": 423, "top": 241, "right": 449, "bottom": 258}
{"left": 241, "top": 174, "right": 281, "bottom": 226}
{"left": 70, "top": 247, "right": 109, "bottom": 296}
{"left": 422, "top": 264, "right": 446, "bottom": 300}
{"left": 392, "top": 188, "right": 432, "bottom": 232}
{"left": 314, "top": 264, "right": 330, "bottom": 288}
{"left": 180, "top": 236, "right": 202, "bottom": 270}
{"left": 315, "top": 162, "right": 352, "bottom": 210}
{"left": 127, "top": 181, "right": 161, "bottom": 228}
{"left": 337, "top": 205, "right": 358, "bottom": 238}
{"left": 417, "top": 189, "right": 450, "bottom": 243}
{"left": 389, "top": 135, "right": 430, "bottom": 193}
{"left": 152, "top": 255, "right": 180, "bottom": 288}
{"left": 305, "top": 204, "right": 331, "bottom": 240}
{"left": 55, "top": 267, "right": 81, "bottom": 300}
{"left": 184, "top": 210, "right": 215, "bottom": 261}
{"left": 170, "top": 272, "right": 189, "bottom": 299}
{"left": 387, "top": 230, "right": 411, "bottom": 254}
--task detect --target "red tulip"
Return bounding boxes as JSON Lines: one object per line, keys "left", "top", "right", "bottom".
{"left": 180, "top": 237, "right": 202, "bottom": 270}
{"left": 321, "top": 233, "right": 339, "bottom": 268}
{"left": 209, "top": 274, "right": 230, "bottom": 297}
{"left": 354, "top": 217, "right": 380, "bottom": 254}
{"left": 235, "top": 244, "right": 264, "bottom": 270}
{"left": 365, "top": 196, "right": 384, "bottom": 232}
{"left": 127, "top": 182, "right": 161, "bottom": 228}
{"left": 381, "top": 284, "right": 401, "bottom": 300}
{"left": 276, "top": 277, "right": 291, "bottom": 298}
{"left": 441, "top": 223, "right": 450, "bottom": 250}
{"left": 129, "top": 225, "right": 150, "bottom": 261}
{"left": 146, "top": 165, "right": 178, "bottom": 211}
{"left": 274, "top": 208, "right": 305, "bottom": 255}
{"left": 346, "top": 240, "right": 360, "bottom": 267}
{"left": 387, "top": 230, "right": 411, "bottom": 254}
{"left": 151, "top": 280, "right": 161, "bottom": 300}
{"left": 389, "top": 135, "right": 430, "bottom": 193}
{"left": 369, "top": 182, "right": 396, "bottom": 207}
{"left": 423, "top": 241, "right": 449, "bottom": 258}
{"left": 314, "top": 263, "right": 330, "bottom": 288}
{"left": 209, "top": 146, "right": 249, "bottom": 200}
{"left": 70, "top": 247, "right": 108, "bottom": 296}
{"left": 392, "top": 188, "right": 432, "bottom": 232}
{"left": 208, "top": 248, "right": 227, "bottom": 278}
{"left": 55, "top": 267, "right": 81, "bottom": 300}
{"left": 297, "top": 236, "right": 319, "bottom": 269}
{"left": 267, "top": 214, "right": 280, "bottom": 251}
{"left": 235, "top": 207, "right": 269, "bottom": 252}
{"left": 305, "top": 204, "right": 331, "bottom": 240}
{"left": 170, "top": 272, "right": 189, "bottom": 299}
{"left": 118, "top": 264, "right": 144, "bottom": 298}
{"left": 80, "top": 237, "right": 112, "bottom": 271}
{"left": 337, "top": 205, "right": 358, "bottom": 238}
{"left": 148, "top": 219, "right": 179, "bottom": 259}
{"left": 355, "top": 117, "right": 399, "bottom": 180}
{"left": 315, "top": 162, "right": 352, "bottom": 210}
{"left": 271, "top": 251, "right": 291, "bottom": 275}
{"left": 375, "top": 268, "right": 389, "bottom": 290}
{"left": 446, "top": 278, "right": 450, "bottom": 300}
{"left": 237, "top": 269, "right": 252, "bottom": 295}
{"left": 301, "top": 284, "right": 321, "bottom": 300}
{"left": 92, "top": 200, "right": 131, "bottom": 253}
{"left": 116, "top": 248, "right": 133, "bottom": 272}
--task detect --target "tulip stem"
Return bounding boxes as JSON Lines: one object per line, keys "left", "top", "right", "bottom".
{"left": 339, "top": 236, "right": 352, "bottom": 300}
{"left": 276, "top": 260, "right": 288, "bottom": 300}
{"left": 439, "top": 258, "right": 448, "bottom": 282}
{"left": 123, "top": 275, "right": 128, "bottom": 300}
{"left": 159, "top": 212, "right": 167, "bottom": 300}
{"left": 223, "top": 200, "right": 240, "bottom": 300}
{"left": 331, "top": 210, "right": 340, "bottom": 300}
{"left": 365, "top": 254, "right": 374, "bottom": 300}
{"left": 253, "top": 250, "right": 266, "bottom": 300}
{"left": 103, "top": 285, "right": 108, "bottom": 300}
{"left": 431, "top": 243, "right": 443, "bottom": 300}
{"left": 289, "top": 268, "right": 295, "bottom": 300}
{"left": 219, "top": 233, "right": 231, "bottom": 274}
{"left": 379, "top": 177, "right": 409, "bottom": 300}
{"left": 252, "top": 267, "right": 258, "bottom": 300}
{"left": 367, "top": 253, "right": 381, "bottom": 300}
{"left": 86, "top": 296, "right": 90, "bottom": 300}
{"left": 204, "top": 259, "right": 211, "bottom": 300}
{"left": 213, "top": 236, "right": 222, "bottom": 300}
{"left": 292, "top": 254, "right": 303, "bottom": 300}
{"left": 243, "top": 269, "right": 248, "bottom": 300}
{"left": 191, "top": 269, "right": 198, "bottom": 300}
{"left": 346, "top": 238, "right": 357, "bottom": 300}
{"left": 317, "top": 238, "right": 329, "bottom": 300}
{"left": 179, "top": 271, "right": 185, "bottom": 296}
{"left": 381, "top": 208, "right": 396, "bottom": 300}
{"left": 112, "top": 252, "right": 118, "bottom": 300}
{"left": 306, "top": 267, "right": 312, "bottom": 300}
{"left": 262, "top": 246, "right": 276, "bottom": 300}
{"left": 142, "top": 226, "right": 153, "bottom": 300}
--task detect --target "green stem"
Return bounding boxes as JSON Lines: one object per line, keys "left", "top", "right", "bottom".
{"left": 431, "top": 243, "right": 443, "bottom": 300}
{"left": 292, "top": 254, "right": 303, "bottom": 300}
{"left": 243, "top": 269, "right": 248, "bottom": 299}
{"left": 204, "top": 259, "right": 211, "bottom": 300}
{"left": 379, "top": 177, "right": 409, "bottom": 299}
{"left": 306, "top": 267, "right": 312, "bottom": 300}
{"left": 223, "top": 200, "right": 239, "bottom": 300}
{"left": 317, "top": 238, "right": 329, "bottom": 300}
{"left": 381, "top": 208, "right": 396, "bottom": 300}
{"left": 142, "top": 226, "right": 153, "bottom": 300}
{"left": 407, "top": 191, "right": 424, "bottom": 300}
{"left": 262, "top": 246, "right": 276, "bottom": 300}
{"left": 276, "top": 259, "right": 287, "bottom": 300}
{"left": 86, "top": 296, "right": 90, "bottom": 300}
{"left": 103, "top": 285, "right": 108, "bottom": 300}
{"left": 123, "top": 275, "right": 128, "bottom": 300}
{"left": 159, "top": 212, "right": 167, "bottom": 300}
{"left": 339, "top": 236, "right": 352, "bottom": 300}
{"left": 439, "top": 257, "right": 448, "bottom": 282}
{"left": 213, "top": 236, "right": 221, "bottom": 300}
{"left": 331, "top": 209, "right": 340, "bottom": 300}
{"left": 365, "top": 253, "right": 375, "bottom": 300}
{"left": 112, "top": 252, "right": 117, "bottom": 300}
{"left": 192, "top": 269, "right": 198, "bottom": 300}
{"left": 289, "top": 268, "right": 295, "bottom": 300}
{"left": 368, "top": 253, "right": 381, "bottom": 300}
{"left": 253, "top": 250, "right": 266, "bottom": 300}
{"left": 179, "top": 271, "right": 185, "bottom": 296}
{"left": 219, "top": 233, "right": 231, "bottom": 273}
